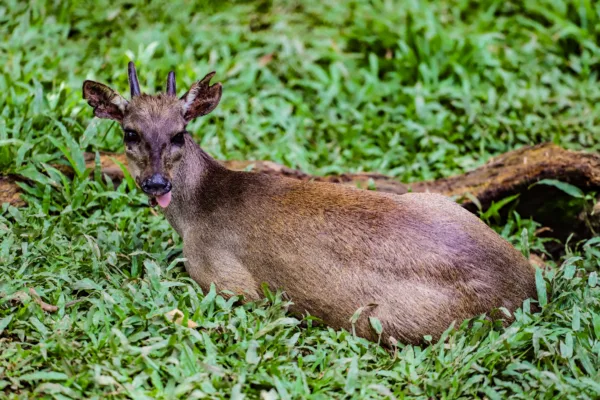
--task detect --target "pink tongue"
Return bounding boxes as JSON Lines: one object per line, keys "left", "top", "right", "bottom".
{"left": 155, "top": 191, "right": 172, "bottom": 208}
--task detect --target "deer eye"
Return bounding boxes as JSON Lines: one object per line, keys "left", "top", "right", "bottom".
{"left": 124, "top": 129, "right": 140, "bottom": 144}
{"left": 171, "top": 131, "right": 185, "bottom": 146}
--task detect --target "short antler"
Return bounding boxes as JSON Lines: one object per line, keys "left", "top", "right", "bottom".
{"left": 166, "top": 71, "right": 176, "bottom": 96}
{"left": 128, "top": 62, "right": 141, "bottom": 97}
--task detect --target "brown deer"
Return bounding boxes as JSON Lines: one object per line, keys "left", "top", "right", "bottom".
{"left": 82, "top": 63, "right": 537, "bottom": 345}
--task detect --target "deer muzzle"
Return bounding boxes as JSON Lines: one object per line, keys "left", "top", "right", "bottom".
{"left": 141, "top": 173, "right": 172, "bottom": 208}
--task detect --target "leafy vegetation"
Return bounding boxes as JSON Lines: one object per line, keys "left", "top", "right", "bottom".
{"left": 1, "top": 0, "right": 599, "bottom": 398}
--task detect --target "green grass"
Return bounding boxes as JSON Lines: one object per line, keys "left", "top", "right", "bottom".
{"left": 1, "top": 0, "right": 599, "bottom": 398}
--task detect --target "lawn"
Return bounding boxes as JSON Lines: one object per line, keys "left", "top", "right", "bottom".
{"left": 1, "top": 0, "right": 600, "bottom": 398}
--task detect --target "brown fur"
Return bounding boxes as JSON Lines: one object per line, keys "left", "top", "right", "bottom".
{"left": 83, "top": 67, "right": 537, "bottom": 345}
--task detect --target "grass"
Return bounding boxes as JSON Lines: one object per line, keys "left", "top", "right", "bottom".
{"left": 0, "top": 0, "right": 599, "bottom": 398}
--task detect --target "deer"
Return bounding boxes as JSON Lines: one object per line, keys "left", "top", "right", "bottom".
{"left": 82, "top": 63, "right": 537, "bottom": 345}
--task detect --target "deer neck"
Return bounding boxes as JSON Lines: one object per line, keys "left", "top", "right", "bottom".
{"left": 163, "top": 136, "right": 228, "bottom": 235}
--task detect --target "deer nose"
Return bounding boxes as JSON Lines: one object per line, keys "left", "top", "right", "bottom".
{"left": 141, "top": 174, "right": 172, "bottom": 195}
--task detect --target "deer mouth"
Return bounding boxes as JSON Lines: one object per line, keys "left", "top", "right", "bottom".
{"left": 151, "top": 191, "right": 172, "bottom": 208}
{"left": 141, "top": 174, "right": 172, "bottom": 208}
{"left": 147, "top": 191, "right": 172, "bottom": 208}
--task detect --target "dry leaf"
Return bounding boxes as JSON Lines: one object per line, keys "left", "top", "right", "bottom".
{"left": 258, "top": 53, "right": 273, "bottom": 67}
{"left": 8, "top": 290, "right": 29, "bottom": 303}
{"left": 529, "top": 253, "right": 548, "bottom": 270}
{"left": 165, "top": 308, "right": 198, "bottom": 328}
{"left": 534, "top": 227, "right": 553, "bottom": 235}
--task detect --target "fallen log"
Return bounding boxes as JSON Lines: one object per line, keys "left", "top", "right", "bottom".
{"left": 1, "top": 143, "right": 599, "bottom": 246}
{"left": 0, "top": 175, "right": 25, "bottom": 207}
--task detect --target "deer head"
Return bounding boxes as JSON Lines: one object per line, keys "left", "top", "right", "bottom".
{"left": 82, "top": 62, "right": 222, "bottom": 208}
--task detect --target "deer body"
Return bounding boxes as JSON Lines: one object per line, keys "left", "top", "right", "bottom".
{"left": 164, "top": 138, "right": 536, "bottom": 344}
{"left": 83, "top": 64, "right": 537, "bottom": 345}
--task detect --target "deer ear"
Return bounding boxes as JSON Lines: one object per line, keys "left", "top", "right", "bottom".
{"left": 82, "top": 80, "right": 128, "bottom": 122}
{"left": 180, "top": 72, "right": 222, "bottom": 122}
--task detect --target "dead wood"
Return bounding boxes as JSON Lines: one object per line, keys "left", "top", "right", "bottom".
{"left": 28, "top": 287, "right": 59, "bottom": 312}
{"left": 1, "top": 143, "right": 599, "bottom": 245}
{"left": 0, "top": 175, "right": 25, "bottom": 207}
{"left": 3, "top": 288, "right": 85, "bottom": 312}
